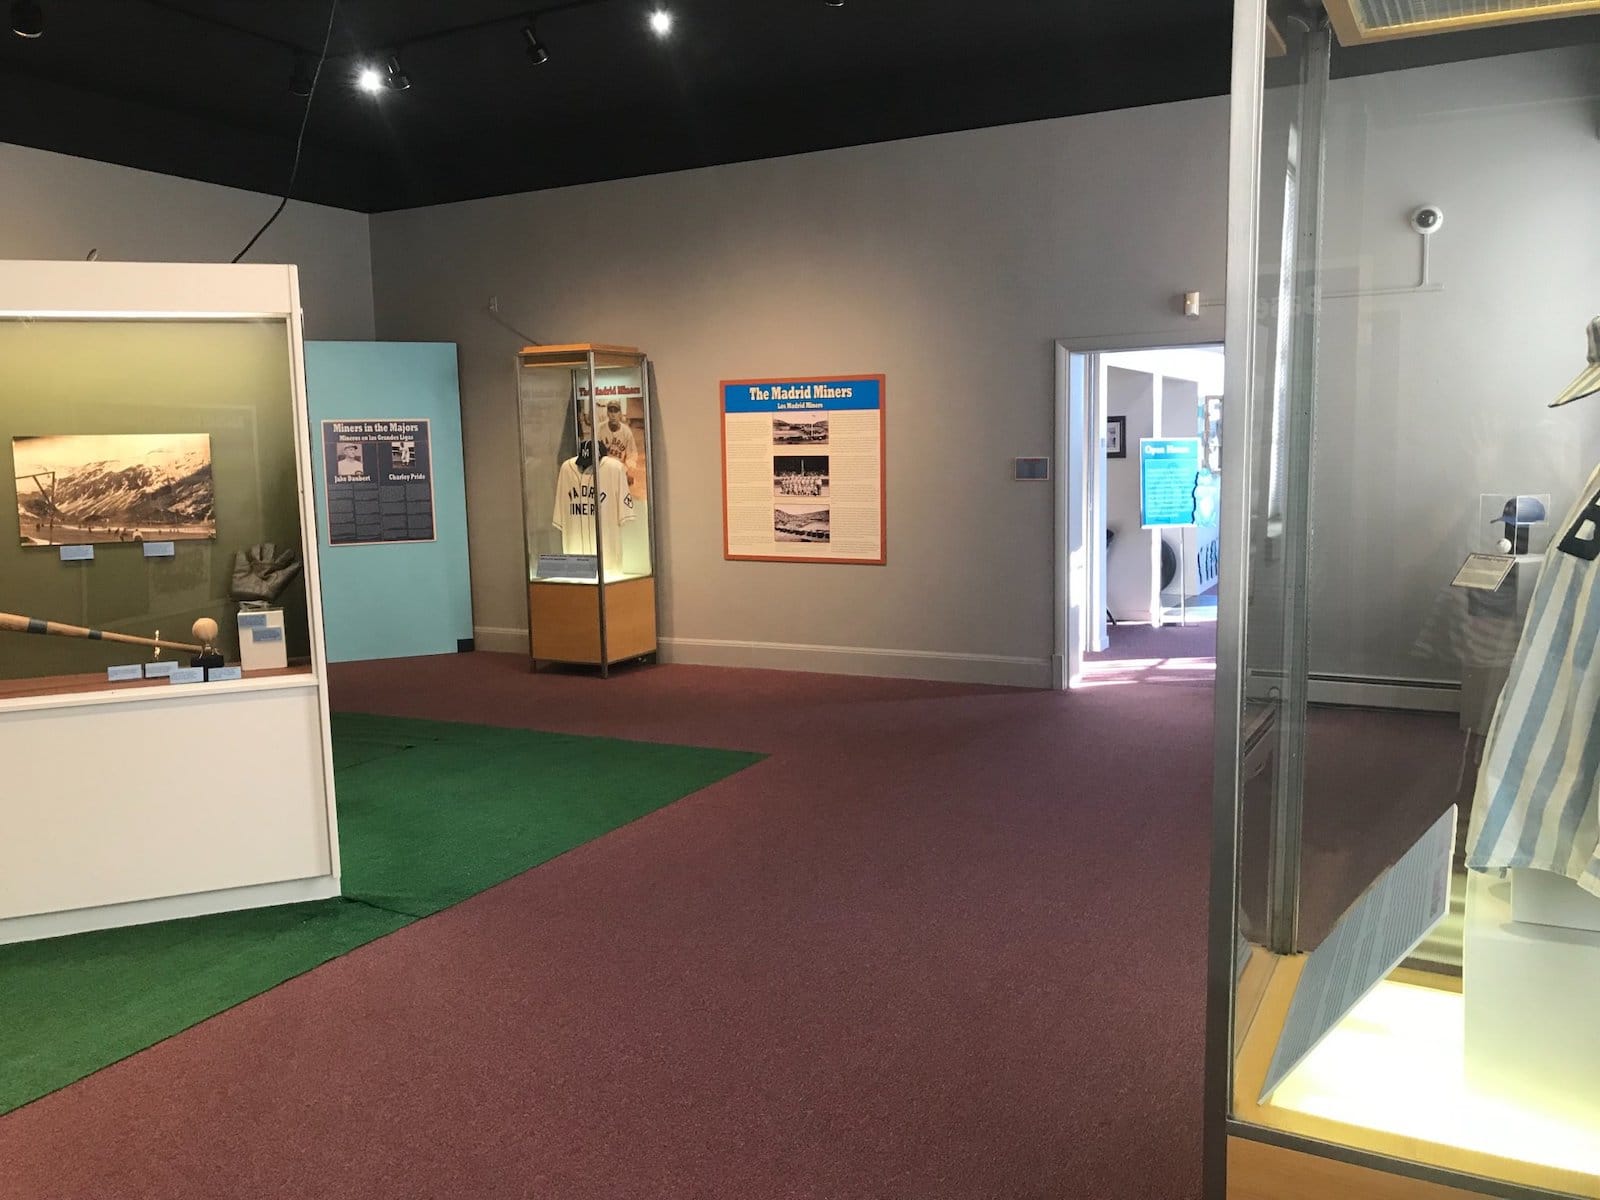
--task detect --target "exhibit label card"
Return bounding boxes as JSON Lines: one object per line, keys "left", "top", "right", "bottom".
{"left": 537, "top": 554, "right": 600, "bottom": 581}
{"left": 321, "top": 418, "right": 436, "bottom": 546}
{"left": 1452, "top": 552, "right": 1518, "bottom": 592}
{"left": 720, "top": 375, "right": 885, "bottom": 564}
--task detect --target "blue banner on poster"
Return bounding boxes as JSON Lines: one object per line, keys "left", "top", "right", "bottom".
{"left": 722, "top": 378, "right": 882, "bottom": 414}
{"left": 1140, "top": 437, "right": 1204, "bottom": 529}
{"left": 322, "top": 418, "right": 437, "bottom": 546}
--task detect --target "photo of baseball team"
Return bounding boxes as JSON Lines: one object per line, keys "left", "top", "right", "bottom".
{"left": 773, "top": 455, "right": 829, "bottom": 499}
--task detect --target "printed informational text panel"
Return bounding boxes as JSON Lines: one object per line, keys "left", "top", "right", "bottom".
{"left": 720, "top": 376, "right": 885, "bottom": 564}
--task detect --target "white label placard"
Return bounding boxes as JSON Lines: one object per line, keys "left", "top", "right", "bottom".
{"left": 1451, "top": 553, "right": 1517, "bottom": 592}
{"left": 1260, "top": 806, "right": 1456, "bottom": 1102}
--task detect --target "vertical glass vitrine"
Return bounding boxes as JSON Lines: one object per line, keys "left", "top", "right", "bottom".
{"left": 1211, "top": 4, "right": 1600, "bottom": 1198}
{"left": 516, "top": 343, "right": 658, "bottom": 675}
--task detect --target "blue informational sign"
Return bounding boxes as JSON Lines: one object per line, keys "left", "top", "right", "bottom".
{"left": 1140, "top": 437, "right": 1205, "bottom": 529}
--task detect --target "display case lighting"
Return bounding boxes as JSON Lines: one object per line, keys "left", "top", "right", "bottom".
{"left": 1324, "top": 0, "right": 1600, "bottom": 45}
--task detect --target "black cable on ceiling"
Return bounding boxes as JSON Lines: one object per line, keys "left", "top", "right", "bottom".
{"left": 231, "top": 0, "right": 340, "bottom": 263}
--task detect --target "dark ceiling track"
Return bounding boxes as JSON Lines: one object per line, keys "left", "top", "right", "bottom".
{"left": 134, "top": 0, "right": 615, "bottom": 62}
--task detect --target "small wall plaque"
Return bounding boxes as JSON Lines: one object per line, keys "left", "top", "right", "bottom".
{"left": 1014, "top": 457, "right": 1051, "bottom": 481}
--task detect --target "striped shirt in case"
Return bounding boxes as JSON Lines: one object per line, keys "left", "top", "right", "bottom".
{"left": 1467, "top": 463, "right": 1600, "bottom": 897}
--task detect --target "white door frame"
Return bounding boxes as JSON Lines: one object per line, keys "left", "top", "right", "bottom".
{"left": 1052, "top": 332, "right": 1223, "bottom": 689}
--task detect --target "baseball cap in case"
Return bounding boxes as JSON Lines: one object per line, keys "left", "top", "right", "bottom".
{"left": 1491, "top": 496, "right": 1548, "bottom": 526}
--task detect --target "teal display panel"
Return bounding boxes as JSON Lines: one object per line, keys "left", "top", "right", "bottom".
{"left": 305, "top": 342, "right": 472, "bottom": 662}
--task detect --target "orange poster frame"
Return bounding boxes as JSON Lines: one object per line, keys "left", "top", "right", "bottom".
{"left": 720, "top": 373, "right": 887, "bottom": 565}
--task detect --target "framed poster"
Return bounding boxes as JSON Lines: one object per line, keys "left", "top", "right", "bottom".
{"left": 720, "top": 375, "right": 885, "bottom": 564}
{"left": 1106, "top": 415, "right": 1127, "bottom": 459}
{"left": 321, "top": 418, "right": 436, "bottom": 545}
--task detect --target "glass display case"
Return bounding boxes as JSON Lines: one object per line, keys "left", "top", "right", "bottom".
{"left": 516, "top": 343, "right": 657, "bottom": 674}
{"left": 0, "top": 316, "right": 312, "bottom": 697}
{"left": 1210, "top": 5, "right": 1600, "bottom": 1199}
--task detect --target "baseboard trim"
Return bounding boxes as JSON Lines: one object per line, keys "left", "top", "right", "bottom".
{"left": 0, "top": 875, "right": 342, "bottom": 946}
{"left": 1246, "top": 668, "right": 1461, "bottom": 713}
{"left": 1308, "top": 673, "right": 1460, "bottom": 713}
{"left": 659, "top": 636, "right": 1051, "bottom": 688}
{"left": 472, "top": 625, "right": 530, "bottom": 655}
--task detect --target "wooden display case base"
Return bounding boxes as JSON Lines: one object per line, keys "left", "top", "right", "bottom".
{"left": 528, "top": 575, "right": 657, "bottom": 668}
{"left": 1228, "top": 1137, "right": 1481, "bottom": 1200}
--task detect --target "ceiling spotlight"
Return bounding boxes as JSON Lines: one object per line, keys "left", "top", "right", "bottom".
{"left": 648, "top": 9, "right": 672, "bottom": 36}
{"left": 382, "top": 54, "right": 410, "bottom": 91}
{"left": 823, "top": 0, "right": 844, "bottom": 6}
{"left": 10, "top": 0, "right": 43, "bottom": 39}
{"left": 356, "top": 64, "right": 384, "bottom": 94}
{"left": 522, "top": 25, "right": 549, "bottom": 65}
{"left": 289, "top": 55, "right": 317, "bottom": 98}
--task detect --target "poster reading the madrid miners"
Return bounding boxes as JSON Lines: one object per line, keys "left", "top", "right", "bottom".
{"left": 719, "top": 375, "right": 885, "bottom": 565}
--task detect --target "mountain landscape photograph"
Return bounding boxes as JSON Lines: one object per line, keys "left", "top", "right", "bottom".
{"left": 13, "top": 433, "right": 216, "bottom": 547}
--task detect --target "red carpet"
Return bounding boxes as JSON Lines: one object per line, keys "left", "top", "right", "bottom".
{"left": 0, "top": 651, "right": 1220, "bottom": 1198}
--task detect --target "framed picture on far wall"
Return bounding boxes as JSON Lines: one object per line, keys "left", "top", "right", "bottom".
{"left": 1106, "top": 415, "right": 1127, "bottom": 459}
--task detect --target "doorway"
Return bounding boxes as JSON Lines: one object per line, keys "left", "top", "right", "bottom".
{"left": 1053, "top": 340, "right": 1224, "bottom": 689}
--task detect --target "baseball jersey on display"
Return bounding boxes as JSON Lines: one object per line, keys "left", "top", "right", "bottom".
{"left": 552, "top": 455, "right": 634, "bottom": 572}
{"left": 1467, "top": 461, "right": 1600, "bottom": 896}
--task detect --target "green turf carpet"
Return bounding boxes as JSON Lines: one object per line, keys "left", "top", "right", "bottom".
{"left": 0, "top": 713, "right": 761, "bottom": 1116}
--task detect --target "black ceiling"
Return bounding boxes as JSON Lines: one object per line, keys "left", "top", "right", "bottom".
{"left": 0, "top": 0, "right": 1241, "bottom": 211}
{"left": 2, "top": 1, "right": 1596, "bottom": 214}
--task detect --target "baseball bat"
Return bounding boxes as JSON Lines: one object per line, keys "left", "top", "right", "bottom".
{"left": 0, "top": 611, "right": 203, "bottom": 654}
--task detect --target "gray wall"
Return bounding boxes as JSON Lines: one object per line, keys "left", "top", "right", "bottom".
{"left": 1309, "top": 46, "right": 1600, "bottom": 683}
{"left": 0, "top": 142, "right": 374, "bottom": 341}
{"left": 369, "top": 98, "right": 1230, "bottom": 684}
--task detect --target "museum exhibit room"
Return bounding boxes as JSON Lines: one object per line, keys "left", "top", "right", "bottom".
{"left": 3, "top": 1, "right": 1600, "bottom": 1198}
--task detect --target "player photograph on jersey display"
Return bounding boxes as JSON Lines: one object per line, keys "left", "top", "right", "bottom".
{"left": 774, "top": 504, "right": 830, "bottom": 544}
{"left": 773, "top": 455, "right": 830, "bottom": 499}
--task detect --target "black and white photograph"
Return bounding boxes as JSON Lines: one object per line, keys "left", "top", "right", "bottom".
{"left": 334, "top": 441, "right": 367, "bottom": 477}
{"left": 774, "top": 455, "right": 830, "bottom": 498}
{"left": 1106, "top": 415, "right": 1127, "bottom": 459}
{"left": 14, "top": 433, "right": 216, "bottom": 547}
{"left": 772, "top": 412, "right": 829, "bottom": 446}
{"left": 774, "top": 504, "right": 831, "bottom": 544}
